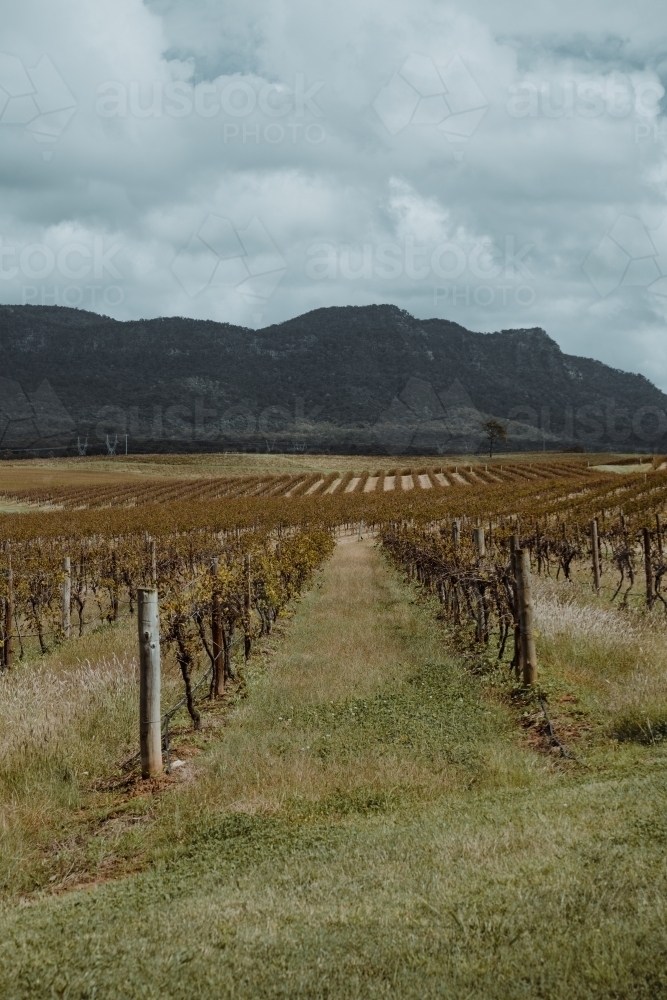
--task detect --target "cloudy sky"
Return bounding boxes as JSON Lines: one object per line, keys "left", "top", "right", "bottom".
{"left": 1, "top": 1, "right": 667, "bottom": 385}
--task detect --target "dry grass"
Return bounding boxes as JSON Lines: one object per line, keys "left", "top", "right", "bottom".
{"left": 533, "top": 573, "right": 667, "bottom": 742}
{"left": 0, "top": 462, "right": 158, "bottom": 492}
{"left": 0, "top": 621, "right": 184, "bottom": 896}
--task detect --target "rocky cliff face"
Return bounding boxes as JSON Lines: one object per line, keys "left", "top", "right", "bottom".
{"left": 0, "top": 303, "right": 664, "bottom": 454}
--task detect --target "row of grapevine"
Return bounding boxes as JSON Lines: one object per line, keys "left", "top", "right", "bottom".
{"left": 0, "top": 460, "right": 593, "bottom": 510}
{"left": 4, "top": 468, "right": 667, "bottom": 662}
{"left": 0, "top": 467, "right": 613, "bottom": 542}
{"left": 0, "top": 527, "right": 334, "bottom": 726}
{"left": 380, "top": 495, "right": 667, "bottom": 685}
{"left": 4, "top": 465, "right": 667, "bottom": 703}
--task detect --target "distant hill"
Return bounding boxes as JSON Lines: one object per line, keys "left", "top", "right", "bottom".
{"left": 0, "top": 303, "right": 665, "bottom": 454}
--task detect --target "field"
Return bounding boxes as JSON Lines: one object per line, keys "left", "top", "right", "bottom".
{"left": 1, "top": 451, "right": 667, "bottom": 998}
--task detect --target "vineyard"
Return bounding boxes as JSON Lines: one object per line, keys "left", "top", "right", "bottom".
{"left": 0, "top": 459, "right": 632, "bottom": 542}
{"left": 0, "top": 458, "right": 599, "bottom": 511}
{"left": 381, "top": 485, "right": 667, "bottom": 680}
{"left": 0, "top": 525, "right": 333, "bottom": 736}
{"left": 3, "top": 453, "right": 667, "bottom": 997}
{"left": 3, "top": 460, "right": 667, "bottom": 661}
{"left": 3, "top": 458, "right": 667, "bottom": 738}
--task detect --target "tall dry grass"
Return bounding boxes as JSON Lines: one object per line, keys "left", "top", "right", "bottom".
{"left": 533, "top": 575, "right": 667, "bottom": 740}
{"left": 0, "top": 621, "right": 183, "bottom": 895}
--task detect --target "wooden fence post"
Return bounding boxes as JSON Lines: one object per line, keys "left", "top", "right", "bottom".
{"left": 516, "top": 548, "right": 537, "bottom": 686}
{"left": 244, "top": 553, "right": 252, "bottom": 661}
{"left": 138, "top": 588, "right": 162, "bottom": 778}
{"left": 62, "top": 556, "right": 71, "bottom": 639}
{"left": 212, "top": 590, "right": 223, "bottom": 698}
{"left": 591, "top": 519, "right": 601, "bottom": 594}
{"left": 509, "top": 533, "right": 522, "bottom": 678}
{"left": 509, "top": 532, "right": 518, "bottom": 577}
{"left": 4, "top": 550, "right": 13, "bottom": 670}
{"left": 150, "top": 537, "right": 157, "bottom": 586}
{"left": 452, "top": 519, "right": 460, "bottom": 549}
{"left": 656, "top": 514, "right": 663, "bottom": 559}
{"left": 111, "top": 545, "right": 119, "bottom": 620}
{"left": 474, "top": 525, "right": 485, "bottom": 557}
{"left": 211, "top": 558, "right": 223, "bottom": 698}
{"left": 643, "top": 527, "right": 654, "bottom": 610}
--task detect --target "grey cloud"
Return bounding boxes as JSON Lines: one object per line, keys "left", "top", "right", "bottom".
{"left": 1, "top": 0, "right": 667, "bottom": 389}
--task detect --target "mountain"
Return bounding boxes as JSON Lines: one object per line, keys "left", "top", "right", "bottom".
{"left": 0, "top": 303, "right": 664, "bottom": 454}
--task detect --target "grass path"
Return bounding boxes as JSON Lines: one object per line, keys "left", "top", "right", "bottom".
{"left": 2, "top": 541, "right": 667, "bottom": 998}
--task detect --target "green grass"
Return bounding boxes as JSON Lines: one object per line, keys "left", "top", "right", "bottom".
{"left": 2, "top": 541, "right": 667, "bottom": 997}
{"left": 3, "top": 773, "right": 667, "bottom": 997}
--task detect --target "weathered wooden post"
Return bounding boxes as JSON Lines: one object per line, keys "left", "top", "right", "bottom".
{"left": 452, "top": 519, "right": 461, "bottom": 549}
{"left": 244, "top": 553, "right": 252, "bottom": 661}
{"left": 150, "top": 537, "right": 157, "bottom": 586}
{"left": 4, "top": 549, "right": 13, "bottom": 670}
{"left": 474, "top": 525, "right": 485, "bottom": 557}
{"left": 643, "top": 527, "right": 654, "bottom": 610}
{"left": 516, "top": 548, "right": 537, "bottom": 686}
{"left": 110, "top": 544, "right": 119, "bottom": 620}
{"left": 62, "top": 556, "right": 71, "bottom": 639}
{"left": 509, "top": 533, "right": 521, "bottom": 678}
{"left": 591, "top": 519, "right": 601, "bottom": 594}
{"left": 535, "top": 521, "right": 542, "bottom": 575}
{"left": 656, "top": 513, "right": 663, "bottom": 559}
{"left": 138, "top": 588, "right": 162, "bottom": 777}
{"left": 212, "top": 590, "right": 223, "bottom": 698}
{"left": 211, "top": 558, "right": 223, "bottom": 699}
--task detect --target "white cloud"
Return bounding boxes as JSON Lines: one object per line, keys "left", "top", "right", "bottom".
{"left": 1, "top": 0, "right": 667, "bottom": 383}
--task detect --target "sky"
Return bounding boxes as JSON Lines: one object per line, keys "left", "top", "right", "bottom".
{"left": 1, "top": 1, "right": 667, "bottom": 385}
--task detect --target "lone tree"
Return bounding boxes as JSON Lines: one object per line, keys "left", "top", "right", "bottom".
{"left": 483, "top": 418, "right": 507, "bottom": 458}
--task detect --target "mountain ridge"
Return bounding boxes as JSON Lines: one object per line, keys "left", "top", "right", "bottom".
{"left": 0, "top": 303, "right": 664, "bottom": 454}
